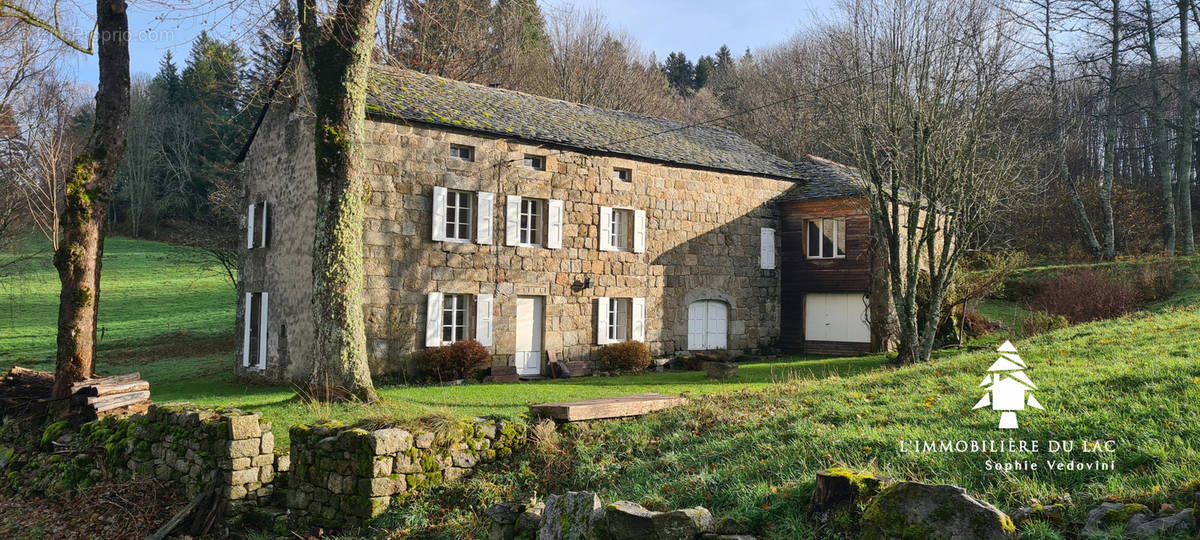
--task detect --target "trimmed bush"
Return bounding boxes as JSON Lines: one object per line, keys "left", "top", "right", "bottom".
{"left": 597, "top": 341, "right": 652, "bottom": 372}
{"left": 418, "top": 340, "right": 491, "bottom": 382}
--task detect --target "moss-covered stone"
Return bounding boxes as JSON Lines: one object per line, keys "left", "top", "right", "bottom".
{"left": 861, "top": 482, "right": 1015, "bottom": 540}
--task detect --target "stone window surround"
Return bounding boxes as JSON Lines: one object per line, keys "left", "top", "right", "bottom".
{"left": 449, "top": 143, "right": 475, "bottom": 162}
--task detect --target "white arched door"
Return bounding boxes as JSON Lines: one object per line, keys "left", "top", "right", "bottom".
{"left": 687, "top": 300, "right": 728, "bottom": 350}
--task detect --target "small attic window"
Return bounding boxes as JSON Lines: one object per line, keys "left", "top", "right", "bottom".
{"left": 450, "top": 144, "right": 475, "bottom": 162}
{"left": 523, "top": 154, "right": 545, "bottom": 171}
{"left": 613, "top": 168, "right": 632, "bottom": 182}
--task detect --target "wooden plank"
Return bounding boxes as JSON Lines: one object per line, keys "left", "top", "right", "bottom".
{"left": 530, "top": 393, "right": 687, "bottom": 422}
{"left": 88, "top": 390, "right": 150, "bottom": 412}
{"left": 70, "top": 372, "right": 140, "bottom": 393}
{"left": 77, "top": 380, "right": 150, "bottom": 397}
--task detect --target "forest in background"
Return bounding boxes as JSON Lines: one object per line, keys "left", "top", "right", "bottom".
{"left": 3, "top": 0, "right": 1200, "bottom": 271}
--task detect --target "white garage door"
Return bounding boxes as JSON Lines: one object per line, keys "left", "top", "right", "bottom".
{"left": 687, "top": 300, "right": 728, "bottom": 350}
{"left": 805, "top": 293, "right": 870, "bottom": 343}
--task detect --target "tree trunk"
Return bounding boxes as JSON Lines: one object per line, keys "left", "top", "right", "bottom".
{"left": 1144, "top": 0, "right": 1175, "bottom": 255}
{"left": 1044, "top": 0, "right": 1102, "bottom": 258}
{"left": 297, "top": 0, "right": 382, "bottom": 402}
{"left": 50, "top": 0, "right": 130, "bottom": 399}
{"left": 1100, "top": 0, "right": 1121, "bottom": 261}
{"left": 1182, "top": 0, "right": 1196, "bottom": 255}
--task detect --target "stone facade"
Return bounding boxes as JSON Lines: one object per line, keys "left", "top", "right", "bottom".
{"left": 286, "top": 417, "right": 527, "bottom": 527}
{"left": 237, "top": 77, "right": 793, "bottom": 382}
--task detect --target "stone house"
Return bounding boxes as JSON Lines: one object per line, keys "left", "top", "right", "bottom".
{"left": 235, "top": 61, "right": 890, "bottom": 383}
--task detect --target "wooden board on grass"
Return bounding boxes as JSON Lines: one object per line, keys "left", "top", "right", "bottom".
{"left": 530, "top": 393, "right": 688, "bottom": 422}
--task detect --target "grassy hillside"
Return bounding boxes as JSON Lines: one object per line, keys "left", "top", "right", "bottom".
{"left": 0, "top": 236, "right": 236, "bottom": 376}
{"left": 386, "top": 304, "right": 1200, "bottom": 538}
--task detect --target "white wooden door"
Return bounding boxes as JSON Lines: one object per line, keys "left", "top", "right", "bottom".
{"left": 805, "top": 293, "right": 870, "bottom": 343}
{"left": 687, "top": 300, "right": 728, "bottom": 350}
{"left": 515, "top": 296, "right": 544, "bottom": 376}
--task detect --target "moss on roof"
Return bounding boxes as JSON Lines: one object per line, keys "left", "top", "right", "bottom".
{"left": 366, "top": 66, "right": 800, "bottom": 179}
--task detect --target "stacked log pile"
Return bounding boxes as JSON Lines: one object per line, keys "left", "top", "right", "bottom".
{"left": 69, "top": 372, "right": 152, "bottom": 420}
{"left": 0, "top": 367, "right": 151, "bottom": 421}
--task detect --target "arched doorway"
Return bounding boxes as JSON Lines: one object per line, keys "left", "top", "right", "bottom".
{"left": 687, "top": 300, "right": 728, "bottom": 350}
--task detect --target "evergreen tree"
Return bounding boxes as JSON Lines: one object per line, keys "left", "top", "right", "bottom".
{"left": 663, "top": 51, "right": 695, "bottom": 94}
{"left": 694, "top": 55, "right": 715, "bottom": 89}
{"left": 714, "top": 45, "right": 733, "bottom": 73}
{"left": 151, "top": 51, "right": 183, "bottom": 105}
{"left": 248, "top": 0, "right": 298, "bottom": 100}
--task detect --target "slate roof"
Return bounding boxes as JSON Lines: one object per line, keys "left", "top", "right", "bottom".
{"left": 778, "top": 155, "right": 867, "bottom": 202}
{"left": 366, "top": 66, "right": 800, "bottom": 179}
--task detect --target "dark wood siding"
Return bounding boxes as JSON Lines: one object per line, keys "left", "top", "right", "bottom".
{"left": 779, "top": 197, "right": 871, "bottom": 351}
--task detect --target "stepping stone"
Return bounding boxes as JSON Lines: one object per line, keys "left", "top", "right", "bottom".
{"left": 530, "top": 393, "right": 688, "bottom": 422}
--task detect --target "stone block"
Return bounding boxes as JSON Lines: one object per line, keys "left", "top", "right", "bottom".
{"left": 226, "top": 439, "right": 261, "bottom": 459}
{"left": 232, "top": 457, "right": 251, "bottom": 469}
{"left": 231, "top": 467, "right": 260, "bottom": 485}
{"left": 370, "top": 428, "right": 413, "bottom": 454}
{"left": 451, "top": 452, "right": 477, "bottom": 468}
{"left": 261, "top": 431, "right": 275, "bottom": 454}
{"left": 414, "top": 432, "right": 435, "bottom": 449}
{"left": 373, "top": 456, "right": 393, "bottom": 477}
{"left": 252, "top": 454, "right": 273, "bottom": 467}
{"left": 228, "top": 414, "right": 262, "bottom": 440}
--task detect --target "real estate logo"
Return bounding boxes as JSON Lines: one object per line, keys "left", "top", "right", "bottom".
{"left": 972, "top": 340, "right": 1044, "bottom": 429}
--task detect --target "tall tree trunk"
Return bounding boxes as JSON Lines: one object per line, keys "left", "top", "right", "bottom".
{"left": 1101, "top": 0, "right": 1121, "bottom": 261}
{"left": 1044, "top": 0, "right": 1102, "bottom": 257}
{"left": 50, "top": 0, "right": 130, "bottom": 399}
{"left": 1182, "top": 0, "right": 1196, "bottom": 255}
{"left": 1145, "top": 0, "right": 1176, "bottom": 255}
{"left": 297, "top": 0, "right": 381, "bottom": 402}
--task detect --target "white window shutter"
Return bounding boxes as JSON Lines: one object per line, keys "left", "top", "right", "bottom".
{"left": 242, "top": 292, "right": 252, "bottom": 367}
{"left": 258, "top": 292, "right": 269, "bottom": 370}
{"left": 425, "top": 292, "right": 444, "bottom": 347}
{"left": 505, "top": 195, "right": 521, "bottom": 246}
{"left": 246, "top": 204, "right": 256, "bottom": 249}
{"left": 598, "top": 206, "right": 614, "bottom": 251}
{"left": 431, "top": 186, "right": 448, "bottom": 242}
{"left": 596, "top": 297, "right": 611, "bottom": 344}
{"left": 633, "top": 209, "right": 646, "bottom": 253}
{"left": 632, "top": 297, "right": 646, "bottom": 342}
{"left": 546, "top": 199, "right": 564, "bottom": 249}
{"left": 760, "top": 227, "right": 776, "bottom": 269}
{"left": 475, "top": 293, "right": 493, "bottom": 346}
{"left": 260, "top": 203, "right": 270, "bottom": 248}
{"left": 476, "top": 191, "right": 494, "bottom": 244}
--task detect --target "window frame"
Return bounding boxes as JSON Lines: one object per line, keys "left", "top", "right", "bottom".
{"left": 806, "top": 217, "right": 847, "bottom": 259}
{"left": 607, "top": 297, "right": 631, "bottom": 342}
{"left": 443, "top": 189, "right": 473, "bottom": 242}
{"left": 518, "top": 198, "right": 543, "bottom": 247}
{"left": 449, "top": 144, "right": 475, "bottom": 162}
{"left": 610, "top": 208, "right": 633, "bottom": 252}
{"left": 523, "top": 154, "right": 546, "bottom": 171}
{"left": 441, "top": 293, "right": 472, "bottom": 345}
{"left": 613, "top": 167, "right": 632, "bottom": 182}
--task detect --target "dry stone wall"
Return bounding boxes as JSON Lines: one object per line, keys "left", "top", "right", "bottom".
{"left": 0, "top": 403, "right": 277, "bottom": 516}
{"left": 286, "top": 417, "right": 527, "bottom": 528}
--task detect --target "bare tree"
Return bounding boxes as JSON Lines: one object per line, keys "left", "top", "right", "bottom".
{"left": 11, "top": 76, "right": 82, "bottom": 249}
{"left": 820, "top": 0, "right": 1035, "bottom": 363}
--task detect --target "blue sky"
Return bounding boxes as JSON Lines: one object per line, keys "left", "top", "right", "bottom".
{"left": 66, "top": 0, "right": 836, "bottom": 87}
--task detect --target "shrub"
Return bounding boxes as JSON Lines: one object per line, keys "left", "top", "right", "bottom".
{"left": 961, "top": 309, "right": 997, "bottom": 338}
{"left": 1025, "top": 269, "right": 1143, "bottom": 323}
{"left": 1017, "top": 310, "right": 1070, "bottom": 337}
{"left": 418, "top": 340, "right": 490, "bottom": 382}
{"left": 597, "top": 341, "right": 652, "bottom": 372}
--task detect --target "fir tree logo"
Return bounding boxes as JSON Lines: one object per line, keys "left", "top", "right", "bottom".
{"left": 973, "top": 340, "right": 1044, "bottom": 429}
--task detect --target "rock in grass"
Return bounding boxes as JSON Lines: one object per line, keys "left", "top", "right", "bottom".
{"left": 606, "top": 500, "right": 714, "bottom": 539}
{"left": 860, "top": 482, "right": 1015, "bottom": 540}
{"left": 539, "top": 491, "right": 604, "bottom": 540}
{"left": 1083, "top": 502, "right": 1151, "bottom": 535}
{"left": 810, "top": 467, "right": 892, "bottom": 525}
{"left": 1127, "top": 508, "right": 1196, "bottom": 538}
